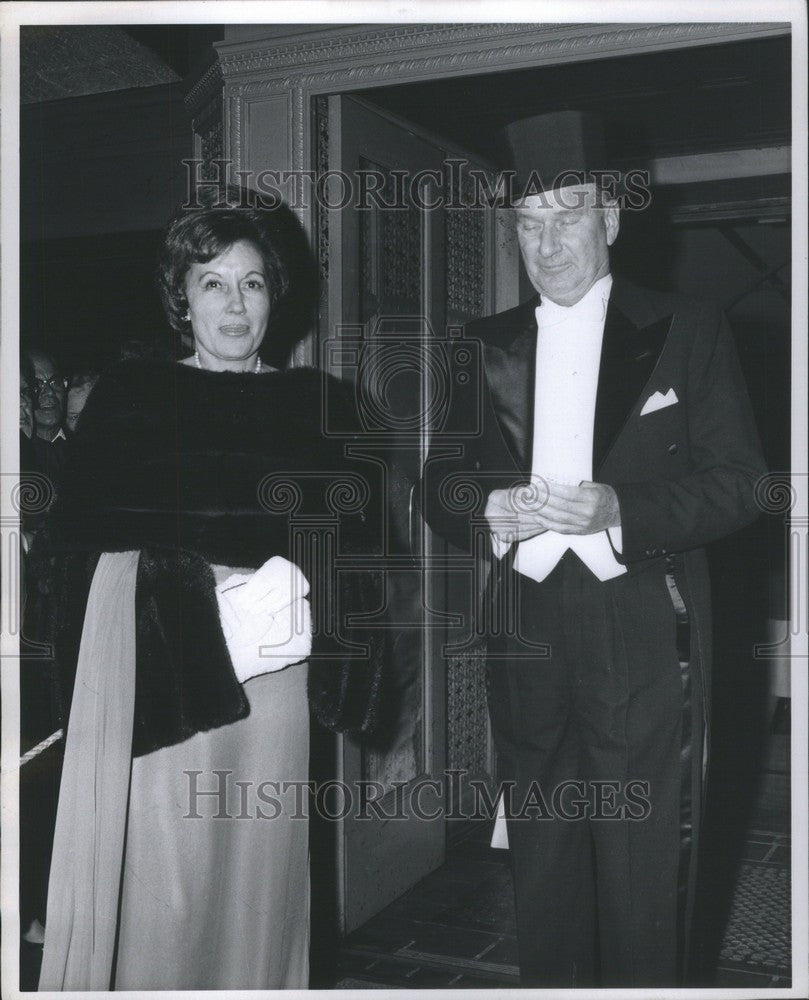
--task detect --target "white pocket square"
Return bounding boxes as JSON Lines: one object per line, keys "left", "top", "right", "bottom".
{"left": 640, "top": 387, "right": 678, "bottom": 416}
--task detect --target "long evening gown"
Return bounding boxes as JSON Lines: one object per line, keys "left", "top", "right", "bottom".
{"left": 113, "top": 562, "right": 310, "bottom": 989}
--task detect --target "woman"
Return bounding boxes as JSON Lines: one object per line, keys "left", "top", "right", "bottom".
{"left": 64, "top": 370, "right": 99, "bottom": 433}
{"left": 39, "top": 197, "right": 383, "bottom": 990}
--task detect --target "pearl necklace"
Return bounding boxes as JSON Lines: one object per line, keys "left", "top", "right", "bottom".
{"left": 194, "top": 350, "right": 262, "bottom": 373}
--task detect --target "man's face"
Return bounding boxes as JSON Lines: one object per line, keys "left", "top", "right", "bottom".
{"left": 31, "top": 354, "right": 66, "bottom": 434}
{"left": 515, "top": 184, "right": 620, "bottom": 306}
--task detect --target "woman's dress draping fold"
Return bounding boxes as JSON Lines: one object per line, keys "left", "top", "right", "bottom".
{"left": 39, "top": 551, "right": 140, "bottom": 991}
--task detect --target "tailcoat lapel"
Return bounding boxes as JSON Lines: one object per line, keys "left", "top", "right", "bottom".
{"left": 593, "top": 277, "right": 674, "bottom": 473}
{"left": 481, "top": 298, "right": 537, "bottom": 474}
{"left": 481, "top": 278, "right": 673, "bottom": 478}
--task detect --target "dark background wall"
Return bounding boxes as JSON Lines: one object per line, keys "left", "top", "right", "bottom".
{"left": 21, "top": 81, "right": 193, "bottom": 369}
{"left": 20, "top": 24, "right": 226, "bottom": 369}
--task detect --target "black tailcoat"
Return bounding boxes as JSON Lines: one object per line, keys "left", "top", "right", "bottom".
{"left": 423, "top": 274, "right": 766, "bottom": 674}
{"left": 421, "top": 274, "right": 767, "bottom": 985}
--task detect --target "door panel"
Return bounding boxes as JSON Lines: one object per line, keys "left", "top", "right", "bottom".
{"left": 324, "top": 94, "right": 499, "bottom": 931}
{"left": 326, "top": 95, "right": 446, "bottom": 931}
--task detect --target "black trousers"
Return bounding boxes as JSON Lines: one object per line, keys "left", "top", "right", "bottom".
{"left": 486, "top": 551, "right": 705, "bottom": 988}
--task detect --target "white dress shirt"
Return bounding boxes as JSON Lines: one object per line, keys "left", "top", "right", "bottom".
{"left": 494, "top": 273, "right": 625, "bottom": 582}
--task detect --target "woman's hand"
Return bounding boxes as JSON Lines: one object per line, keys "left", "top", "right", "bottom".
{"left": 216, "top": 556, "right": 312, "bottom": 684}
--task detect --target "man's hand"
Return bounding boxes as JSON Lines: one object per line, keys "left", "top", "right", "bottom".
{"left": 485, "top": 480, "right": 621, "bottom": 541}
{"left": 536, "top": 480, "right": 621, "bottom": 534}
{"left": 485, "top": 488, "right": 548, "bottom": 543}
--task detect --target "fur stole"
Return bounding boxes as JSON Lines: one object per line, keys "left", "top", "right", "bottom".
{"left": 50, "top": 360, "right": 385, "bottom": 756}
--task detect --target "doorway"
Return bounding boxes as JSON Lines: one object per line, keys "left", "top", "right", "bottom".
{"left": 314, "top": 32, "right": 791, "bottom": 936}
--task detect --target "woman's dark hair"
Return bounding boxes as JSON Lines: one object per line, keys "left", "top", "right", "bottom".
{"left": 68, "top": 369, "right": 101, "bottom": 391}
{"left": 157, "top": 190, "right": 290, "bottom": 336}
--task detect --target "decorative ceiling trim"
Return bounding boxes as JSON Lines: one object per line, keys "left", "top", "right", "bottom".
{"left": 213, "top": 21, "right": 790, "bottom": 84}
{"left": 185, "top": 58, "right": 224, "bottom": 116}
{"left": 217, "top": 22, "right": 543, "bottom": 75}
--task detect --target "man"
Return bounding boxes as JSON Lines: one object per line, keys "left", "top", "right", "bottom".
{"left": 421, "top": 111, "right": 766, "bottom": 987}
{"left": 25, "top": 349, "right": 69, "bottom": 490}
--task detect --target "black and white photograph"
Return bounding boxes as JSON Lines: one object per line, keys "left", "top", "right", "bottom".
{"left": 1, "top": 2, "right": 806, "bottom": 997}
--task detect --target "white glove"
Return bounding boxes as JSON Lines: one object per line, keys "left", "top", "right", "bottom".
{"left": 215, "top": 556, "right": 312, "bottom": 684}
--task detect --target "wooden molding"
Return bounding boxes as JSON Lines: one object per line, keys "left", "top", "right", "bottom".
{"left": 213, "top": 21, "right": 790, "bottom": 86}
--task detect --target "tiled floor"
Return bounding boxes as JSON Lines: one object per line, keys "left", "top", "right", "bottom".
{"left": 337, "top": 725, "right": 792, "bottom": 990}
{"left": 337, "top": 823, "right": 792, "bottom": 990}
{"left": 19, "top": 714, "right": 792, "bottom": 992}
{"left": 338, "top": 828, "right": 519, "bottom": 989}
{"left": 715, "top": 835, "right": 791, "bottom": 984}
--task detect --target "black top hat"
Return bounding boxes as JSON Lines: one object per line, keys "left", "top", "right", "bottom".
{"left": 501, "top": 109, "right": 609, "bottom": 201}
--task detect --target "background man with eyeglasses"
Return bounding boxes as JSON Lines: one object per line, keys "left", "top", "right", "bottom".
{"left": 24, "top": 349, "right": 70, "bottom": 492}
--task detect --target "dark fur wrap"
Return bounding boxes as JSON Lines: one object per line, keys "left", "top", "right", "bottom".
{"left": 50, "top": 360, "right": 385, "bottom": 756}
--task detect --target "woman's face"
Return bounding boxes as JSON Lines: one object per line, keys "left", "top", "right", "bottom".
{"left": 66, "top": 381, "right": 93, "bottom": 433}
{"left": 184, "top": 240, "right": 271, "bottom": 371}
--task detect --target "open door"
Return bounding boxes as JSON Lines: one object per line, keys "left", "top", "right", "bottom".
{"left": 322, "top": 94, "right": 499, "bottom": 932}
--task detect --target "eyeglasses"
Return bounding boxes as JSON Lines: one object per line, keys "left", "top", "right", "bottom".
{"left": 33, "top": 376, "right": 68, "bottom": 394}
